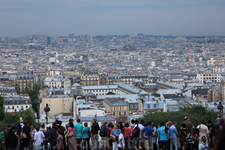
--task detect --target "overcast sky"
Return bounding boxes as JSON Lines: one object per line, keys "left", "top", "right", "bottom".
{"left": 1, "top": 0, "right": 225, "bottom": 37}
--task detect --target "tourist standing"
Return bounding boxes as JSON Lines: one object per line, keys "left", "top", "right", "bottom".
{"left": 169, "top": 121, "right": 178, "bottom": 150}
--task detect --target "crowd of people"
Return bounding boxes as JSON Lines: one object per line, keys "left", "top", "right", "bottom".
{"left": 3, "top": 116, "right": 225, "bottom": 150}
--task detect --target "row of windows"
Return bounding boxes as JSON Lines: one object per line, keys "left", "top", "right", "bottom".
{"left": 113, "top": 106, "right": 127, "bottom": 111}
{"left": 5, "top": 105, "right": 29, "bottom": 109}
{"left": 112, "top": 111, "right": 127, "bottom": 116}
{"left": 86, "top": 89, "right": 117, "bottom": 92}
{"left": 147, "top": 104, "right": 157, "bottom": 108}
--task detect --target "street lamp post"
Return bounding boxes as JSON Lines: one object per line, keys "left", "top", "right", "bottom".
{"left": 217, "top": 102, "right": 224, "bottom": 118}
{"left": 44, "top": 103, "right": 50, "bottom": 124}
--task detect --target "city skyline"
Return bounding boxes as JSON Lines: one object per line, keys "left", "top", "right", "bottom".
{"left": 1, "top": 0, "right": 225, "bottom": 37}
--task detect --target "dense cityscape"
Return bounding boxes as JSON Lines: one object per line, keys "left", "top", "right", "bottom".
{"left": 0, "top": 33, "right": 225, "bottom": 149}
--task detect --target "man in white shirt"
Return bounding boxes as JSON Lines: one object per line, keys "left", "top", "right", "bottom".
{"left": 138, "top": 120, "right": 145, "bottom": 147}
{"left": 196, "top": 120, "right": 209, "bottom": 143}
{"left": 34, "top": 127, "right": 45, "bottom": 150}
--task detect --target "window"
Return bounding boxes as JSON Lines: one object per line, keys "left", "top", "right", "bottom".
{"left": 147, "top": 104, "right": 150, "bottom": 108}
{"left": 113, "top": 112, "right": 115, "bottom": 116}
{"left": 113, "top": 107, "right": 116, "bottom": 111}
{"left": 124, "top": 112, "right": 126, "bottom": 115}
{"left": 119, "top": 112, "right": 121, "bottom": 115}
{"left": 154, "top": 104, "right": 157, "bottom": 108}
{"left": 120, "top": 107, "right": 122, "bottom": 110}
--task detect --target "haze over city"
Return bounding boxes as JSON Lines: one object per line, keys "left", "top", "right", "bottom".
{"left": 1, "top": 0, "right": 225, "bottom": 37}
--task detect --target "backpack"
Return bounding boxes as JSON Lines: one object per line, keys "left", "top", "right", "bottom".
{"left": 132, "top": 125, "right": 140, "bottom": 137}
{"left": 100, "top": 125, "right": 108, "bottom": 137}
{"left": 124, "top": 127, "right": 131, "bottom": 139}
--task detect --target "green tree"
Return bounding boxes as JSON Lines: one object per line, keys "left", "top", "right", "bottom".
{"left": 32, "top": 99, "right": 39, "bottom": 114}
{"left": 140, "top": 105, "right": 217, "bottom": 129}
{"left": 0, "top": 109, "right": 40, "bottom": 131}
{"left": 151, "top": 92, "right": 160, "bottom": 97}
{"left": 0, "top": 96, "right": 5, "bottom": 121}
{"left": 106, "top": 91, "right": 116, "bottom": 95}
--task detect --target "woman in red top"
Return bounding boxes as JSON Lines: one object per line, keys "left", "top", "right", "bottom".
{"left": 124, "top": 122, "right": 132, "bottom": 150}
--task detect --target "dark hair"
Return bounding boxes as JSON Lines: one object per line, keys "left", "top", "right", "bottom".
{"left": 108, "top": 122, "right": 114, "bottom": 128}
{"left": 131, "top": 119, "right": 135, "bottom": 124}
{"left": 69, "top": 118, "right": 73, "bottom": 122}
{"left": 182, "top": 123, "right": 186, "bottom": 128}
{"left": 57, "top": 129, "right": 62, "bottom": 134}
{"left": 69, "top": 122, "right": 74, "bottom": 128}
{"left": 135, "top": 120, "right": 139, "bottom": 124}
{"left": 118, "top": 122, "right": 124, "bottom": 129}
{"left": 7, "top": 124, "right": 11, "bottom": 128}
{"left": 148, "top": 122, "right": 152, "bottom": 126}
{"left": 200, "top": 120, "right": 205, "bottom": 124}
{"left": 36, "top": 126, "right": 40, "bottom": 131}
{"left": 208, "top": 120, "right": 213, "bottom": 124}
{"left": 201, "top": 136, "right": 206, "bottom": 140}
{"left": 185, "top": 129, "right": 190, "bottom": 134}
{"left": 84, "top": 122, "right": 88, "bottom": 127}
{"left": 58, "top": 120, "right": 62, "bottom": 125}
{"left": 160, "top": 122, "right": 165, "bottom": 127}
{"left": 9, "top": 126, "right": 16, "bottom": 132}
{"left": 124, "top": 122, "right": 129, "bottom": 127}
{"left": 140, "top": 120, "right": 144, "bottom": 124}
{"left": 77, "top": 119, "right": 80, "bottom": 122}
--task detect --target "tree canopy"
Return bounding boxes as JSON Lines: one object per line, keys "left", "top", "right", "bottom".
{"left": 140, "top": 105, "right": 218, "bottom": 129}
{"left": 151, "top": 92, "right": 160, "bottom": 97}
{"left": 0, "top": 108, "right": 39, "bottom": 131}
{"left": 0, "top": 96, "right": 5, "bottom": 121}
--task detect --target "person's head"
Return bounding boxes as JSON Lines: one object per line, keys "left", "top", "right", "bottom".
{"left": 200, "top": 120, "right": 205, "bottom": 124}
{"left": 10, "top": 126, "right": 16, "bottom": 132}
{"left": 135, "top": 120, "right": 139, "bottom": 124}
{"left": 140, "top": 120, "right": 144, "bottom": 125}
{"left": 7, "top": 124, "right": 11, "bottom": 129}
{"left": 160, "top": 122, "right": 165, "bottom": 127}
{"left": 201, "top": 136, "right": 206, "bottom": 143}
{"left": 55, "top": 120, "right": 59, "bottom": 125}
{"left": 208, "top": 120, "right": 213, "bottom": 124}
{"left": 166, "top": 121, "right": 172, "bottom": 127}
{"left": 69, "top": 118, "right": 73, "bottom": 123}
{"left": 69, "top": 122, "right": 74, "bottom": 128}
{"left": 216, "top": 117, "right": 220, "bottom": 122}
{"left": 92, "top": 118, "right": 96, "bottom": 123}
{"left": 41, "top": 124, "right": 45, "bottom": 129}
{"left": 181, "top": 123, "right": 186, "bottom": 128}
{"left": 24, "top": 122, "right": 28, "bottom": 126}
{"left": 131, "top": 119, "right": 135, "bottom": 124}
{"left": 114, "top": 123, "right": 119, "bottom": 129}
{"left": 36, "top": 126, "right": 40, "bottom": 131}
{"left": 118, "top": 121, "right": 123, "bottom": 128}
{"left": 103, "top": 122, "right": 107, "bottom": 126}
{"left": 56, "top": 129, "right": 62, "bottom": 135}
{"left": 124, "top": 122, "right": 129, "bottom": 127}
{"left": 84, "top": 122, "right": 88, "bottom": 127}
{"left": 191, "top": 133, "right": 196, "bottom": 138}
{"left": 148, "top": 122, "right": 152, "bottom": 126}
{"left": 172, "top": 121, "right": 177, "bottom": 125}
{"left": 184, "top": 116, "right": 189, "bottom": 121}
{"left": 30, "top": 125, "right": 35, "bottom": 129}
{"left": 108, "top": 122, "right": 114, "bottom": 128}
{"left": 58, "top": 120, "right": 62, "bottom": 125}
{"left": 77, "top": 118, "right": 81, "bottom": 123}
